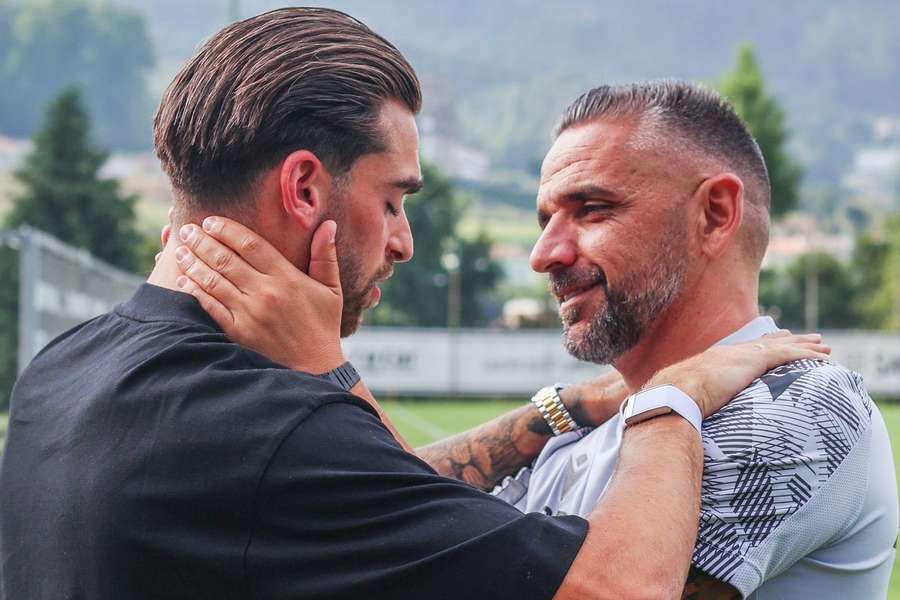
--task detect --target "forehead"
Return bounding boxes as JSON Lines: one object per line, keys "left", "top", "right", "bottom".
{"left": 539, "top": 118, "right": 646, "bottom": 198}
{"left": 377, "top": 100, "right": 420, "bottom": 171}
{"left": 345, "top": 99, "right": 421, "bottom": 190}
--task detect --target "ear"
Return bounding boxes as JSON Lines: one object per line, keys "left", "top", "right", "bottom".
{"left": 280, "top": 150, "right": 329, "bottom": 230}
{"left": 695, "top": 173, "right": 743, "bottom": 258}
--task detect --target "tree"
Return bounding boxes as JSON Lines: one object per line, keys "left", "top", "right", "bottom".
{"left": 720, "top": 45, "right": 803, "bottom": 218}
{"left": 0, "top": 0, "right": 155, "bottom": 150}
{"left": 0, "top": 87, "right": 143, "bottom": 408}
{"left": 759, "top": 253, "right": 858, "bottom": 330}
{"left": 7, "top": 87, "right": 140, "bottom": 271}
{"left": 370, "top": 163, "right": 502, "bottom": 327}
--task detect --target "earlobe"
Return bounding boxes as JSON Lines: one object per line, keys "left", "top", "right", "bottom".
{"left": 698, "top": 173, "right": 743, "bottom": 257}
{"left": 280, "top": 150, "right": 326, "bottom": 230}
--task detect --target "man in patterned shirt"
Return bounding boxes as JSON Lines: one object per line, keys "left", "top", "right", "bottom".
{"left": 495, "top": 80, "right": 898, "bottom": 598}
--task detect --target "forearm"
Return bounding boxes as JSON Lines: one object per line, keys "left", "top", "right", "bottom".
{"left": 555, "top": 416, "right": 703, "bottom": 600}
{"left": 416, "top": 403, "right": 550, "bottom": 490}
{"left": 418, "top": 382, "right": 623, "bottom": 490}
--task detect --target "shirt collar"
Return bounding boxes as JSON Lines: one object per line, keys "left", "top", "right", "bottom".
{"left": 714, "top": 315, "right": 778, "bottom": 347}
{"left": 115, "top": 283, "right": 221, "bottom": 331}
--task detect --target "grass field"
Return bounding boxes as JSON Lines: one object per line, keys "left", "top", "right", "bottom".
{"left": 0, "top": 402, "right": 897, "bottom": 594}
{"left": 383, "top": 399, "right": 900, "bottom": 599}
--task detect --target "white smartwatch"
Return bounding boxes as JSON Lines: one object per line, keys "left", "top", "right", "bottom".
{"left": 621, "top": 384, "right": 703, "bottom": 435}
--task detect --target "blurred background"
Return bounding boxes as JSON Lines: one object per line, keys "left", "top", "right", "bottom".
{"left": 0, "top": 0, "right": 899, "bottom": 590}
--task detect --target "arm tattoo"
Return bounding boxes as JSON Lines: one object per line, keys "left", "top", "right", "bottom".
{"left": 417, "top": 404, "right": 551, "bottom": 491}
{"left": 417, "top": 384, "right": 605, "bottom": 491}
{"left": 681, "top": 567, "right": 741, "bottom": 600}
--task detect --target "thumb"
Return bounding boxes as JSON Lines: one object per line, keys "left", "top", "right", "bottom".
{"left": 308, "top": 220, "right": 342, "bottom": 295}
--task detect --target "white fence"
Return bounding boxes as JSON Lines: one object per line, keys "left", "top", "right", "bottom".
{"left": 5, "top": 227, "right": 900, "bottom": 398}
{"left": 5, "top": 226, "right": 143, "bottom": 372}
{"left": 346, "top": 328, "right": 900, "bottom": 398}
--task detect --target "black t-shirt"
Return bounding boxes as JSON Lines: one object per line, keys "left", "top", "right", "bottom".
{"left": 0, "top": 284, "right": 587, "bottom": 599}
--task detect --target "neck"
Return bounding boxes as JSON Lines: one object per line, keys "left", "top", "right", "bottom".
{"left": 147, "top": 238, "right": 186, "bottom": 292}
{"left": 613, "top": 275, "right": 760, "bottom": 391}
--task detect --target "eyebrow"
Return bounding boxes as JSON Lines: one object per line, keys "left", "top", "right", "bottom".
{"left": 393, "top": 177, "right": 424, "bottom": 195}
{"left": 562, "top": 184, "right": 621, "bottom": 203}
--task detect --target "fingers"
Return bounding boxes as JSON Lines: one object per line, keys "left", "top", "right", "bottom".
{"left": 177, "top": 223, "right": 264, "bottom": 293}
{"left": 174, "top": 243, "right": 244, "bottom": 307}
{"left": 307, "top": 220, "right": 342, "bottom": 295}
{"left": 175, "top": 273, "right": 235, "bottom": 332}
{"left": 198, "top": 216, "right": 288, "bottom": 276}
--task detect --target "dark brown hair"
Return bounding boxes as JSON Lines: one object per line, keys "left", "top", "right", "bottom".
{"left": 154, "top": 7, "right": 421, "bottom": 211}
{"left": 557, "top": 80, "right": 771, "bottom": 265}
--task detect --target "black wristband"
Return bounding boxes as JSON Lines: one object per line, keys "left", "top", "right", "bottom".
{"left": 321, "top": 361, "right": 361, "bottom": 391}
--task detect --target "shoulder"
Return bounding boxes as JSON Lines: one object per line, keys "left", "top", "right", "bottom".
{"left": 704, "top": 359, "right": 872, "bottom": 458}
{"left": 703, "top": 359, "right": 873, "bottom": 477}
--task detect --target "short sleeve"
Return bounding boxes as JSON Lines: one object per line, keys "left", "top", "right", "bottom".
{"left": 692, "top": 360, "right": 873, "bottom": 596}
{"left": 245, "top": 399, "right": 588, "bottom": 599}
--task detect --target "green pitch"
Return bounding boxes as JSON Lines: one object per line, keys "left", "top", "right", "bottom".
{"left": 384, "top": 399, "right": 900, "bottom": 598}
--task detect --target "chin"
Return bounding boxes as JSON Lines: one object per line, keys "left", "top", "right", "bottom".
{"left": 339, "top": 313, "right": 364, "bottom": 338}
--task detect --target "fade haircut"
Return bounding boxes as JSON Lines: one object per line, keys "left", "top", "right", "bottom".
{"left": 556, "top": 80, "right": 771, "bottom": 266}
{"left": 154, "top": 7, "right": 421, "bottom": 213}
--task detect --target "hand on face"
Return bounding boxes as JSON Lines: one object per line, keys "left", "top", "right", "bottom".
{"left": 172, "top": 215, "right": 346, "bottom": 375}
{"left": 646, "top": 331, "right": 832, "bottom": 418}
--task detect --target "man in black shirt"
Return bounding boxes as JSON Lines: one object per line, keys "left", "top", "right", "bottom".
{"left": 0, "top": 8, "right": 829, "bottom": 599}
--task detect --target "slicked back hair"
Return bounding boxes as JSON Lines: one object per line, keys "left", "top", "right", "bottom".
{"left": 556, "top": 80, "right": 771, "bottom": 267}
{"left": 154, "top": 7, "right": 421, "bottom": 212}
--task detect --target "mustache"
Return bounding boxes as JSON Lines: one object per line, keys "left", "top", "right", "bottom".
{"left": 549, "top": 265, "right": 607, "bottom": 299}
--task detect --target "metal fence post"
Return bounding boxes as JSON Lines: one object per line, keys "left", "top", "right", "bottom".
{"left": 17, "top": 227, "right": 40, "bottom": 374}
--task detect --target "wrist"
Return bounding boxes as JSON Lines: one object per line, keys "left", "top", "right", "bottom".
{"left": 293, "top": 350, "right": 346, "bottom": 375}
{"left": 645, "top": 370, "right": 706, "bottom": 417}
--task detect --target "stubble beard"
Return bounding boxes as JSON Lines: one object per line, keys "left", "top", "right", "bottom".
{"left": 554, "top": 215, "right": 688, "bottom": 365}
{"left": 325, "top": 196, "right": 392, "bottom": 338}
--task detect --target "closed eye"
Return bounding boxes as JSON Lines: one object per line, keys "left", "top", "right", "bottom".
{"left": 386, "top": 201, "right": 400, "bottom": 217}
{"left": 579, "top": 203, "right": 615, "bottom": 217}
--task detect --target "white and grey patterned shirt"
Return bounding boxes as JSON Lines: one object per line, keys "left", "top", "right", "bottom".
{"left": 494, "top": 317, "right": 898, "bottom": 598}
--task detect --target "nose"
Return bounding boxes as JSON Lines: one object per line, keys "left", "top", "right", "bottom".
{"left": 530, "top": 216, "right": 577, "bottom": 273}
{"left": 387, "top": 207, "right": 414, "bottom": 263}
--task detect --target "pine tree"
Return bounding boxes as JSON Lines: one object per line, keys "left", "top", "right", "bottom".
{"left": 0, "top": 87, "right": 141, "bottom": 409}
{"left": 7, "top": 86, "right": 139, "bottom": 270}
{"left": 720, "top": 45, "right": 803, "bottom": 218}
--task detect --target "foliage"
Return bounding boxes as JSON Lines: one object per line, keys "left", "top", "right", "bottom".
{"left": 0, "top": 0, "right": 155, "bottom": 150}
{"left": 719, "top": 45, "right": 803, "bottom": 219}
{"left": 760, "top": 216, "right": 900, "bottom": 332}
{"left": 7, "top": 87, "right": 141, "bottom": 271}
{"left": 759, "top": 252, "right": 857, "bottom": 330}
{"left": 370, "top": 163, "right": 502, "bottom": 327}
{"left": 0, "top": 87, "right": 143, "bottom": 408}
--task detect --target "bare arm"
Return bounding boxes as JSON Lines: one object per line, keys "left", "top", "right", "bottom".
{"left": 557, "top": 414, "right": 702, "bottom": 599}
{"left": 417, "top": 373, "right": 627, "bottom": 490}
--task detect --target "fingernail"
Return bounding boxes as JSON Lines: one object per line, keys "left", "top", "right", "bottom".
{"left": 202, "top": 216, "right": 220, "bottom": 233}
{"left": 329, "top": 221, "right": 337, "bottom": 243}
{"left": 179, "top": 224, "right": 195, "bottom": 242}
{"left": 174, "top": 246, "right": 189, "bottom": 262}
{"left": 176, "top": 276, "right": 189, "bottom": 289}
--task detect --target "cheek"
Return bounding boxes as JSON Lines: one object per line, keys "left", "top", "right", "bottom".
{"left": 578, "top": 223, "right": 628, "bottom": 273}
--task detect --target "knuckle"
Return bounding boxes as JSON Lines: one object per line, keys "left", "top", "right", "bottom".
{"left": 240, "top": 234, "right": 259, "bottom": 254}
{"left": 203, "top": 271, "right": 218, "bottom": 291}
{"left": 213, "top": 250, "right": 231, "bottom": 271}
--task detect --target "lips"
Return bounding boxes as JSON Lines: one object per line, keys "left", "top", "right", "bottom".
{"left": 550, "top": 268, "right": 607, "bottom": 305}
{"left": 558, "top": 282, "right": 601, "bottom": 304}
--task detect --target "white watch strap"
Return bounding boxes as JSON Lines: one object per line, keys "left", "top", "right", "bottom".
{"left": 621, "top": 384, "right": 703, "bottom": 435}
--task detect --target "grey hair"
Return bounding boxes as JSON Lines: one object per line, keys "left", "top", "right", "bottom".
{"left": 556, "top": 80, "right": 771, "bottom": 266}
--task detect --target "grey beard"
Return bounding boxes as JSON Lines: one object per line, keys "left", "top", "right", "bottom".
{"left": 560, "top": 235, "right": 687, "bottom": 364}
